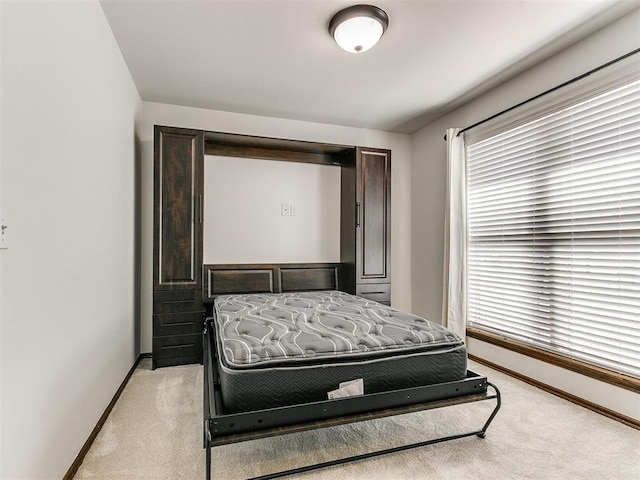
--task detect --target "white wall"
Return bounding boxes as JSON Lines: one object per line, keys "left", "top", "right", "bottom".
{"left": 0, "top": 2, "right": 4, "bottom": 474}
{"left": 139, "top": 101, "right": 412, "bottom": 353}
{"left": 204, "top": 156, "right": 341, "bottom": 263}
{"left": 0, "top": 1, "right": 141, "bottom": 478}
{"left": 411, "top": 9, "right": 640, "bottom": 419}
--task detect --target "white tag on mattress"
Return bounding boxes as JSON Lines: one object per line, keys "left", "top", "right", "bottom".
{"left": 328, "top": 378, "right": 364, "bottom": 399}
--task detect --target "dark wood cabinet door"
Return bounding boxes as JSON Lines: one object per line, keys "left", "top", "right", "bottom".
{"left": 356, "top": 147, "right": 390, "bottom": 284}
{"left": 153, "top": 126, "right": 204, "bottom": 369}
{"left": 153, "top": 126, "right": 204, "bottom": 289}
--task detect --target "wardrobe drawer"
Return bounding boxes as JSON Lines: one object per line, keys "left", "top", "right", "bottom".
{"left": 153, "top": 311, "right": 203, "bottom": 337}
{"left": 356, "top": 283, "right": 391, "bottom": 304}
{"left": 154, "top": 289, "right": 202, "bottom": 314}
{"left": 153, "top": 333, "right": 202, "bottom": 362}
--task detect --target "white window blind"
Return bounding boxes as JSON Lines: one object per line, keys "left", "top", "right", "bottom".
{"left": 466, "top": 78, "right": 640, "bottom": 378}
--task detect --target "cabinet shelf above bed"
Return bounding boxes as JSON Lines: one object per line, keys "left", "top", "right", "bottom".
{"left": 204, "top": 130, "right": 354, "bottom": 166}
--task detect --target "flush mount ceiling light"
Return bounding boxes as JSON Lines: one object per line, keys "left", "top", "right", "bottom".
{"left": 329, "top": 4, "right": 389, "bottom": 54}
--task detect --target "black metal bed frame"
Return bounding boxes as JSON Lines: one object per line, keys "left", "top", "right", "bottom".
{"left": 203, "top": 319, "right": 501, "bottom": 480}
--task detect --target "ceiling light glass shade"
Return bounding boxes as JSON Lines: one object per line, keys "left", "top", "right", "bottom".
{"left": 329, "top": 5, "right": 389, "bottom": 54}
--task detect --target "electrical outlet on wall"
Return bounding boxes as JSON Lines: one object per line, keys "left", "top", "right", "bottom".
{"left": 290, "top": 204, "right": 298, "bottom": 216}
{"left": 1, "top": 214, "right": 8, "bottom": 249}
{"left": 281, "top": 203, "right": 290, "bottom": 216}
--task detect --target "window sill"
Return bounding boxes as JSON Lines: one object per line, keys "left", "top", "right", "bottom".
{"left": 466, "top": 326, "right": 640, "bottom": 393}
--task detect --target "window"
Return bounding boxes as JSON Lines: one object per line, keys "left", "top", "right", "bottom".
{"left": 465, "top": 78, "right": 640, "bottom": 380}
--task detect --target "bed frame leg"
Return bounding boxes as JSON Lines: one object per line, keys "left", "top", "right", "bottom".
{"left": 247, "top": 383, "right": 502, "bottom": 480}
{"left": 205, "top": 423, "right": 212, "bottom": 480}
{"left": 206, "top": 444, "right": 211, "bottom": 480}
{"left": 477, "top": 382, "right": 501, "bottom": 438}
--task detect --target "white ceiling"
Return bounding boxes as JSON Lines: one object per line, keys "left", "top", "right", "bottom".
{"left": 100, "top": 0, "right": 636, "bottom": 134}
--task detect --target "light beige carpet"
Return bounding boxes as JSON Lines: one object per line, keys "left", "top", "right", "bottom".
{"left": 74, "top": 359, "right": 639, "bottom": 479}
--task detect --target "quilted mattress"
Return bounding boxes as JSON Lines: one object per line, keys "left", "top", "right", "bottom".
{"left": 213, "top": 291, "right": 467, "bottom": 413}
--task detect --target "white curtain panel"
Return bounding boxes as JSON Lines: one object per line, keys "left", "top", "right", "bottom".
{"left": 442, "top": 128, "right": 467, "bottom": 340}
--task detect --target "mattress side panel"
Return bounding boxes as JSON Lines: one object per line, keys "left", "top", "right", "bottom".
{"left": 217, "top": 344, "right": 467, "bottom": 413}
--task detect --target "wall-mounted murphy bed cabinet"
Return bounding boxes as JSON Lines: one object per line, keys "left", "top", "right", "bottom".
{"left": 153, "top": 125, "right": 391, "bottom": 368}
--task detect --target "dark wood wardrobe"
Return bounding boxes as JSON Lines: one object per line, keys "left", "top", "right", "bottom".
{"left": 153, "top": 126, "right": 391, "bottom": 368}
{"left": 152, "top": 127, "right": 204, "bottom": 368}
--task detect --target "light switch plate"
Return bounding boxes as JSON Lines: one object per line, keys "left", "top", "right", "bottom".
{"left": 281, "top": 203, "right": 290, "bottom": 216}
{"left": 290, "top": 204, "right": 298, "bottom": 216}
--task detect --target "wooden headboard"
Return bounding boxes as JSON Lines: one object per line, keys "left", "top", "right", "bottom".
{"left": 202, "top": 263, "right": 342, "bottom": 303}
